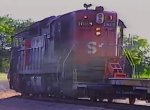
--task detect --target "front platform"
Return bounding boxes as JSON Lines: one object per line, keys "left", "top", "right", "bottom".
{"left": 108, "top": 78, "right": 150, "bottom": 93}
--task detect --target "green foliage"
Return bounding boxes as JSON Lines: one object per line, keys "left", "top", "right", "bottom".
{"left": 124, "top": 35, "right": 150, "bottom": 77}
{"left": 0, "top": 16, "right": 14, "bottom": 47}
{"left": 0, "top": 73, "right": 7, "bottom": 80}
{"left": 0, "top": 15, "right": 33, "bottom": 47}
{"left": 0, "top": 58, "right": 10, "bottom": 72}
{"left": 0, "top": 15, "right": 33, "bottom": 72}
{"left": 133, "top": 69, "right": 150, "bottom": 79}
{"left": 14, "top": 19, "right": 33, "bottom": 33}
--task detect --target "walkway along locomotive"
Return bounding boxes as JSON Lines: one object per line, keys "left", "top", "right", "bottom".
{"left": 8, "top": 5, "right": 150, "bottom": 104}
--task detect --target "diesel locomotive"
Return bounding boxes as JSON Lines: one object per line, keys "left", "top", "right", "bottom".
{"left": 8, "top": 5, "right": 150, "bottom": 104}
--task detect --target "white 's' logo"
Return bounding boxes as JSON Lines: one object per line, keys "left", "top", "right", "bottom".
{"left": 87, "top": 42, "right": 97, "bottom": 54}
{"left": 87, "top": 41, "right": 104, "bottom": 54}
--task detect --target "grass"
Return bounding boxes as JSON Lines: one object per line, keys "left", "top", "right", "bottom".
{"left": 0, "top": 72, "right": 7, "bottom": 80}
{"left": 133, "top": 73, "right": 150, "bottom": 79}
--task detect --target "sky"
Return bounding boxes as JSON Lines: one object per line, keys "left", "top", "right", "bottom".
{"left": 0, "top": 0, "right": 150, "bottom": 41}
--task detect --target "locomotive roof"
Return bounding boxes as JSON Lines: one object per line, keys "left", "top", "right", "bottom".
{"left": 55, "top": 9, "right": 117, "bottom": 21}
{"left": 14, "top": 8, "right": 117, "bottom": 39}
{"left": 14, "top": 16, "right": 56, "bottom": 38}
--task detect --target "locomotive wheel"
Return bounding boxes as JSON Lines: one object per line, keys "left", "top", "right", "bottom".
{"left": 98, "top": 98, "right": 103, "bottom": 102}
{"left": 90, "top": 97, "right": 97, "bottom": 102}
{"left": 41, "top": 93, "right": 49, "bottom": 97}
{"left": 107, "top": 97, "right": 113, "bottom": 103}
{"left": 129, "top": 97, "right": 136, "bottom": 104}
{"left": 146, "top": 100, "right": 150, "bottom": 103}
{"left": 89, "top": 91, "right": 97, "bottom": 102}
{"left": 21, "top": 92, "right": 30, "bottom": 98}
{"left": 32, "top": 93, "right": 40, "bottom": 97}
{"left": 90, "top": 94, "right": 97, "bottom": 102}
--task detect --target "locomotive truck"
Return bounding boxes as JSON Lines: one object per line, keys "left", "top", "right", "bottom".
{"left": 8, "top": 5, "right": 150, "bottom": 104}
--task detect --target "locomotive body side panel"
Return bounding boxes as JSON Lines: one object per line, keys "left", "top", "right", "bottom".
{"left": 9, "top": 17, "right": 58, "bottom": 93}
{"left": 15, "top": 17, "right": 56, "bottom": 74}
{"left": 9, "top": 8, "right": 119, "bottom": 95}
{"left": 51, "top": 13, "right": 76, "bottom": 96}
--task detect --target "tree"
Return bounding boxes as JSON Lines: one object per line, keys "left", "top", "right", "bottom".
{"left": 0, "top": 15, "right": 33, "bottom": 47}
{"left": 0, "top": 16, "right": 14, "bottom": 47}
{"left": 123, "top": 35, "right": 150, "bottom": 76}
{"left": 0, "top": 15, "right": 33, "bottom": 72}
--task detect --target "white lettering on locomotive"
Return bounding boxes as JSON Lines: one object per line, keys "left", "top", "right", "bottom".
{"left": 87, "top": 41, "right": 97, "bottom": 54}
{"left": 87, "top": 42, "right": 104, "bottom": 54}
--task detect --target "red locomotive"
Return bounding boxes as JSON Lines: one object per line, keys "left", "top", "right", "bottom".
{"left": 8, "top": 5, "right": 150, "bottom": 104}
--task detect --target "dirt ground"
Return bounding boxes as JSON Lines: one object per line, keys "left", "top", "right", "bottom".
{"left": 0, "top": 80, "right": 113, "bottom": 110}
{"left": 0, "top": 80, "right": 20, "bottom": 99}
{"left": 0, "top": 80, "right": 149, "bottom": 110}
{"left": 0, "top": 97, "right": 116, "bottom": 110}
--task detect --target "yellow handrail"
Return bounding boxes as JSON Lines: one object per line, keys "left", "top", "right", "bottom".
{"left": 122, "top": 48, "right": 136, "bottom": 75}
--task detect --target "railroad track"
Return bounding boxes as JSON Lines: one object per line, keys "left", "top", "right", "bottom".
{"left": 19, "top": 95, "right": 150, "bottom": 110}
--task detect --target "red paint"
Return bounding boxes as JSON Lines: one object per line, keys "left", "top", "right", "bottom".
{"left": 73, "top": 10, "right": 118, "bottom": 64}
{"left": 24, "top": 39, "right": 31, "bottom": 65}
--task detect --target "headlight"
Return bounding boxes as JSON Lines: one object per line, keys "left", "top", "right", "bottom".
{"left": 96, "top": 13, "right": 104, "bottom": 24}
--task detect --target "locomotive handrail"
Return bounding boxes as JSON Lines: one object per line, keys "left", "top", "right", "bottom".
{"left": 62, "top": 45, "right": 75, "bottom": 78}
{"left": 122, "top": 47, "right": 136, "bottom": 75}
